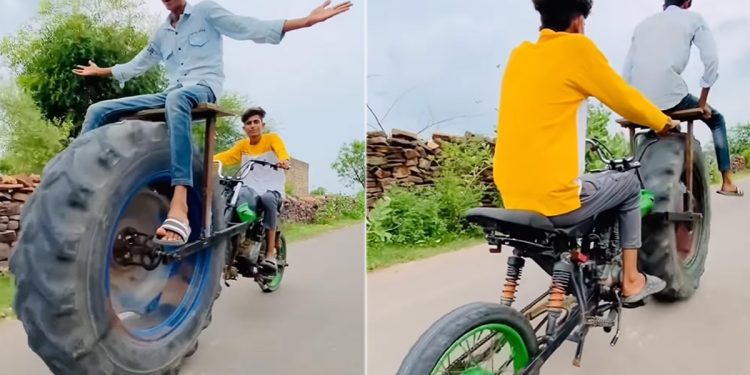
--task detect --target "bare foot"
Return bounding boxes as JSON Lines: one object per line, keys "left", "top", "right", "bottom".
{"left": 622, "top": 273, "right": 646, "bottom": 298}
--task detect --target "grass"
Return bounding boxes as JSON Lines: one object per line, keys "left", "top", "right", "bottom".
{"left": 0, "top": 274, "right": 14, "bottom": 319}
{"left": 283, "top": 217, "right": 363, "bottom": 243}
{"left": 367, "top": 236, "right": 485, "bottom": 271}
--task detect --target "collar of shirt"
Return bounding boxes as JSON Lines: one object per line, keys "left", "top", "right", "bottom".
{"left": 163, "top": 2, "right": 195, "bottom": 30}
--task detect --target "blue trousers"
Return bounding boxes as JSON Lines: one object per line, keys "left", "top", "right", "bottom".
{"left": 80, "top": 84, "right": 216, "bottom": 187}
{"left": 666, "top": 93, "right": 731, "bottom": 173}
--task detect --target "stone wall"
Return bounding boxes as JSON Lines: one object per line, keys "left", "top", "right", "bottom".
{"left": 366, "top": 129, "right": 441, "bottom": 207}
{"left": 731, "top": 155, "right": 746, "bottom": 173}
{"left": 0, "top": 175, "right": 39, "bottom": 271}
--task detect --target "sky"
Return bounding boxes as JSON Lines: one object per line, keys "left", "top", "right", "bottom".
{"left": 367, "top": 0, "right": 750, "bottom": 147}
{"left": 0, "top": 0, "right": 364, "bottom": 194}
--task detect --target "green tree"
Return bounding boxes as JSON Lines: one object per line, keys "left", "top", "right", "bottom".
{"left": 0, "top": 84, "right": 72, "bottom": 174}
{"left": 728, "top": 122, "right": 750, "bottom": 155}
{"left": 585, "top": 103, "right": 629, "bottom": 172}
{"left": 0, "top": 0, "right": 166, "bottom": 136}
{"left": 191, "top": 92, "right": 248, "bottom": 153}
{"left": 311, "top": 187, "right": 328, "bottom": 196}
{"left": 332, "top": 140, "right": 365, "bottom": 189}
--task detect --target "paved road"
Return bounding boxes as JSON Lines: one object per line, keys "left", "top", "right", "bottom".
{"left": 0, "top": 224, "right": 365, "bottom": 375}
{"left": 368, "top": 180, "right": 750, "bottom": 375}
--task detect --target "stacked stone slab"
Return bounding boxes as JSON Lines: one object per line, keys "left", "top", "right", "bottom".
{"left": 0, "top": 175, "right": 39, "bottom": 271}
{"left": 367, "top": 129, "right": 498, "bottom": 208}
{"left": 366, "top": 129, "right": 442, "bottom": 208}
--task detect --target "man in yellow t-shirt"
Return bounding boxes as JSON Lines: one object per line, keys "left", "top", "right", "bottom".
{"left": 494, "top": 0, "right": 680, "bottom": 304}
{"left": 214, "top": 106, "right": 290, "bottom": 271}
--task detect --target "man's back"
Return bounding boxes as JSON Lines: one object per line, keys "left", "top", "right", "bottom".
{"left": 623, "top": 6, "right": 718, "bottom": 109}
{"left": 494, "top": 29, "right": 668, "bottom": 217}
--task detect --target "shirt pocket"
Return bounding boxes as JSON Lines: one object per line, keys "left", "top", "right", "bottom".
{"left": 189, "top": 29, "right": 208, "bottom": 47}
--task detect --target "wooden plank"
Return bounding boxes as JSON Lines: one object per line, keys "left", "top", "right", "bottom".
{"left": 123, "top": 103, "right": 238, "bottom": 122}
{"left": 616, "top": 108, "right": 705, "bottom": 129}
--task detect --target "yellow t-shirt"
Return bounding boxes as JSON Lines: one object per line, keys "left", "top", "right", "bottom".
{"left": 493, "top": 29, "right": 669, "bottom": 217}
{"left": 214, "top": 132, "right": 290, "bottom": 166}
{"left": 214, "top": 132, "right": 291, "bottom": 196}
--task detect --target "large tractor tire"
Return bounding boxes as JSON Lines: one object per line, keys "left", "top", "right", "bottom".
{"left": 10, "top": 120, "right": 227, "bottom": 375}
{"left": 635, "top": 131, "right": 711, "bottom": 301}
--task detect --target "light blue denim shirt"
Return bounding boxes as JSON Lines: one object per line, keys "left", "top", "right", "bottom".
{"left": 622, "top": 5, "right": 719, "bottom": 109}
{"left": 111, "top": 1, "right": 285, "bottom": 99}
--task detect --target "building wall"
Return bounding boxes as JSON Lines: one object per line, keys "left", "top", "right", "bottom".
{"left": 286, "top": 158, "right": 309, "bottom": 197}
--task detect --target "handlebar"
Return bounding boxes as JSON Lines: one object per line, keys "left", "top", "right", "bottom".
{"left": 585, "top": 138, "right": 640, "bottom": 173}
{"left": 215, "top": 158, "right": 290, "bottom": 181}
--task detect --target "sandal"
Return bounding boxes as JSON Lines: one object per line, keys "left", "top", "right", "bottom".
{"left": 153, "top": 218, "right": 191, "bottom": 246}
{"left": 717, "top": 187, "right": 744, "bottom": 197}
{"left": 622, "top": 273, "right": 666, "bottom": 305}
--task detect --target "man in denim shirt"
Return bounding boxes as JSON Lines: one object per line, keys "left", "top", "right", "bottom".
{"left": 74, "top": 0, "right": 351, "bottom": 245}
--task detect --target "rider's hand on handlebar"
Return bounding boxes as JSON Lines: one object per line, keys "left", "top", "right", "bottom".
{"left": 277, "top": 160, "right": 290, "bottom": 170}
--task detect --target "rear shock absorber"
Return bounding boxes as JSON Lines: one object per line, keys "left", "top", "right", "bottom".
{"left": 545, "top": 259, "right": 573, "bottom": 338}
{"left": 501, "top": 256, "right": 525, "bottom": 306}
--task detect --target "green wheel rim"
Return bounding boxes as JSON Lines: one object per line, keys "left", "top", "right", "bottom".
{"left": 430, "top": 323, "right": 530, "bottom": 375}
{"left": 264, "top": 239, "right": 286, "bottom": 291}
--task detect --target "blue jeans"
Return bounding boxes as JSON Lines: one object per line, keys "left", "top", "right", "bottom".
{"left": 80, "top": 84, "right": 216, "bottom": 186}
{"left": 666, "top": 94, "right": 731, "bottom": 173}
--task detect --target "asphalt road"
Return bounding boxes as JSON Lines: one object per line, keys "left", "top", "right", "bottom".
{"left": 368, "top": 180, "right": 750, "bottom": 375}
{"left": 0, "top": 224, "right": 365, "bottom": 375}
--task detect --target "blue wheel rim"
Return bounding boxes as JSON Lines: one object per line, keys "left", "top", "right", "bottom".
{"left": 104, "top": 171, "right": 213, "bottom": 341}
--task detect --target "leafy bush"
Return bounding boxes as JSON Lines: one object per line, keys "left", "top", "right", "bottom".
{"left": 314, "top": 192, "right": 364, "bottom": 224}
{"left": 0, "top": 85, "right": 72, "bottom": 174}
{"left": 585, "top": 103, "right": 629, "bottom": 172}
{"left": 742, "top": 148, "right": 750, "bottom": 169}
{"left": 729, "top": 122, "right": 750, "bottom": 155}
{"left": 367, "top": 136, "right": 488, "bottom": 248}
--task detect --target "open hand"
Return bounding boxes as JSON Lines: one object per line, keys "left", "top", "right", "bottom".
{"left": 73, "top": 60, "right": 102, "bottom": 77}
{"left": 307, "top": 0, "right": 352, "bottom": 25}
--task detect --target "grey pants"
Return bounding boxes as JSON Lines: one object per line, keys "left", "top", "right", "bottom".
{"left": 548, "top": 170, "right": 642, "bottom": 248}
{"left": 238, "top": 187, "right": 281, "bottom": 230}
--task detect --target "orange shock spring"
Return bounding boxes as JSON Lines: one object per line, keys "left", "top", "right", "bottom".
{"left": 547, "top": 268, "right": 570, "bottom": 311}
{"left": 501, "top": 256, "right": 525, "bottom": 306}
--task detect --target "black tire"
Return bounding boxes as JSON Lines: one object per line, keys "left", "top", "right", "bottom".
{"left": 396, "top": 302, "right": 539, "bottom": 375}
{"left": 10, "top": 120, "right": 227, "bottom": 375}
{"left": 635, "top": 131, "right": 711, "bottom": 301}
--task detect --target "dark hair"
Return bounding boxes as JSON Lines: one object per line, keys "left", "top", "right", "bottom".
{"left": 664, "top": 0, "right": 690, "bottom": 8}
{"left": 532, "top": 0, "right": 593, "bottom": 32}
{"left": 241, "top": 106, "right": 266, "bottom": 124}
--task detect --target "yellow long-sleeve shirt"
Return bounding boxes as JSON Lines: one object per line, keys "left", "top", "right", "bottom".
{"left": 494, "top": 29, "right": 669, "bottom": 217}
{"left": 214, "top": 133, "right": 290, "bottom": 166}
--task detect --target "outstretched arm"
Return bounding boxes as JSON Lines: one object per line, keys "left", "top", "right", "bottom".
{"left": 203, "top": 0, "right": 352, "bottom": 43}
{"left": 73, "top": 38, "right": 162, "bottom": 88}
